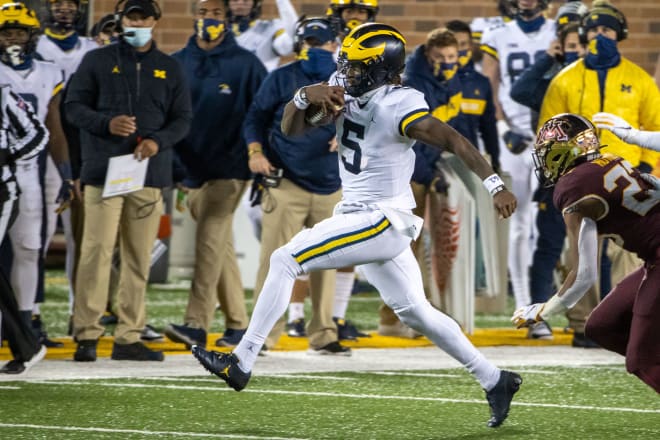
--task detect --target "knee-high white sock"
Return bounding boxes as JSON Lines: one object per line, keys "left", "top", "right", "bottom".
{"left": 397, "top": 301, "right": 500, "bottom": 390}
{"left": 332, "top": 271, "right": 355, "bottom": 319}
{"left": 288, "top": 302, "right": 305, "bottom": 322}
{"left": 234, "top": 249, "right": 301, "bottom": 373}
{"left": 11, "top": 247, "right": 39, "bottom": 311}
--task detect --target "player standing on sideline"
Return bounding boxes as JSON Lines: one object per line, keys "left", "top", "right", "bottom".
{"left": 193, "top": 23, "right": 522, "bottom": 428}
{"left": 33, "top": 0, "right": 98, "bottom": 346}
{"left": 513, "top": 113, "right": 659, "bottom": 393}
{"left": 224, "top": 0, "right": 296, "bottom": 71}
{"left": 480, "top": 0, "right": 555, "bottom": 312}
{"left": 0, "top": 1, "right": 73, "bottom": 349}
{"left": 0, "top": 85, "right": 48, "bottom": 374}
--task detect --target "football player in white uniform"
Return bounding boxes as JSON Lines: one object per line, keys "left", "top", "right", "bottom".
{"left": 0, "top": 2, "right": 71, "bottom": 342}
{"left": 192, "top": 23, "right": 523, "bottom": 428}
{"left": 36, "top": 0, "right": 97, "bottom": 336}
{"left": 480, "top": 0, "right": 555, "bottom": 310}
{"left": 225, "top": 0, "right": 296, "bottom": 72}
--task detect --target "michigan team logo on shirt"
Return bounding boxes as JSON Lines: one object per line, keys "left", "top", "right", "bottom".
{"left": 154, "top": 70, "right": 167, "bottom": 79}
{"left": 218, "top": 83, "right": 232, "bottom": 95}
{"left": 112, "top": 65, "right": 120, "bottom": 74}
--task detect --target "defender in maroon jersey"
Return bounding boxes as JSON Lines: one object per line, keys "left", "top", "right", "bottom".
{"left": 512, "top": 113, "right": 659, "bottom": 393}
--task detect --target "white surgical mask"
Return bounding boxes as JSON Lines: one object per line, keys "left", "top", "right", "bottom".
{"left": 123, "top": 26, "right": 153, "bottom": 47}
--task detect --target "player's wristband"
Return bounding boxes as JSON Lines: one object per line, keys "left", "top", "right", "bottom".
{"left": 293, "top": 87, "right": 310, "bottom": 110}
{"left": 482, "top": 173, "right": 506, "bottom": 196}
{"left": 496, "top": 119, "right": 510, "bottom": 137}
{"left": 539, "top": 294, "right": 568, "bottom": 320}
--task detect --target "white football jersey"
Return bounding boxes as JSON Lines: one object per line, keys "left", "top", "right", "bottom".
{"left": 336, "top": 85, "right": 430, "bottom": 210}
{"left": 481, "top": 19, "right": 555, "bottom": 134}
{"left": 36, "top": 35, "right": 98, "bottom": 82}
{"left": 0, "top": 60, "right": 64, "bottom": 124}
{"left": 0, "top": 60, "right": 63, "bottom": 165}
{"left": 234, "top": 19, "right": 293, "bottom": 71}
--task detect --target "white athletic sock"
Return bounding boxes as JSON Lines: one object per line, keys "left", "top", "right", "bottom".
{"left": 234, "top": 249, "right": 300, "bottom": 373}
{"left": 288, "top": 302, "right": 305, "bottom": 322}
{"left": 397, "top": 301, "right": 500, "bottom": 389}
{"left": 332, "top": 271, "right": 355, "bottom": 318}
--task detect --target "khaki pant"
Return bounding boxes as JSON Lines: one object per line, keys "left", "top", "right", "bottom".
{"left": 73, "top": 186, "right": 162, "bottom": 343}
{"left": 254, "top": 179, "right": 341, "bottom": 349}
{"left": 380, "top": 181, "right": 428, "bottom": 325}
{"left": 185, "top": 179, "right": 248, "bottom": 330}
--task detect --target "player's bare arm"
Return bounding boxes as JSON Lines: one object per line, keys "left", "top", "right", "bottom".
{"left": 281, "top": 83, "right": 344, "bottom": 136}
{"left": 407, "top": 116, "right": 517, "bottom": 218}
{"left": 45, "top": 93, "right": 70, "bottom": 167}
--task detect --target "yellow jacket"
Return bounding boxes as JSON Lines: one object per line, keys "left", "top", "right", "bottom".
{"left": 540, "top": 57, "right": 660, "bottom": 168}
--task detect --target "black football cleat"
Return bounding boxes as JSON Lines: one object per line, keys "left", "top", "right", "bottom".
{"left": 485, "top": 370, "right": 522, "bottom": 428}
{"left": 191, "top": 345, "right": 251, "bottom": 391}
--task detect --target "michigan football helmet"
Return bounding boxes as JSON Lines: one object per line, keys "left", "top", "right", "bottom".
{"left": 337, "top": 22, "right": 405, "bottom": 97}
{"left": 47, "top": 0, "right": 82, "bottom": 31}
{"left": 506, "top": 0, "right": 549, "bottom": 19}
{"left": 533, "top": 113, "right": 601, "bottom": 186}
{"left": 327, "top": 0, "right": 379, "bottom": 36}
{"left": 0, "top": 2, "right": 40, "bottom": 67}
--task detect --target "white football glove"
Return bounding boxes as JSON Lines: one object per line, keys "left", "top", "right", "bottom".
{"left": 592, "top": 112, "right": 636, "bottom": 143}
{"left": 511, "top": 303, "right": 546, "bottom": 329}
{"left": 640, "top": 173, "right": 660, "bottom": 201}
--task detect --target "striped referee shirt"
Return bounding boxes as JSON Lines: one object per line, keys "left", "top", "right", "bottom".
{"left": 0, "top": 85, "right": 48, "bottom": 203}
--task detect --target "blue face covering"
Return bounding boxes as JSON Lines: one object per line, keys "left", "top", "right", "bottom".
{"left": 585, "top": 34, "right": 620, "bottom": 70}
{"left": 457, "top": 49, "right": 472, "bottom": 68}
{"left": 300, "top": 47, "right": 336, "bottom": 81}
{"left": 563, "top": 51, "right": 579, "bottom": 64}
{"left": 123, "top": 26, "right": 153, "bottom": 48}
{"left": 46, "top": 30, "right": 79, "bottom": 51}
{"left": 195, "top": 18, "right": 225, "bottom": 42}
{"left": 1, "top": 45, "right": 32, "bottom": 70}
{"left": 433, "top": 61, "right": 458, "bottom": 81}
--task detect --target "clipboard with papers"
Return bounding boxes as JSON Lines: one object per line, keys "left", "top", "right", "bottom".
{"left": 102, "top": 154, "right": 149, "bottom": 198}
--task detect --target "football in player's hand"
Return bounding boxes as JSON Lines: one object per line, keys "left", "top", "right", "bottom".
{"left": 305, "top": 104, "right": 340, "bottom": 127}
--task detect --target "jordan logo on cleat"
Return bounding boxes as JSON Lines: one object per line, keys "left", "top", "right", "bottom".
{"left": 221, "top": 366, "right": 230, "bottom": 377}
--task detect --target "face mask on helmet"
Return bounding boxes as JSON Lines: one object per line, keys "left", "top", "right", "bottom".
{"left": 328, "top": 0, "right": 379, "bottom": 36}
{"left": 533, "top": 113, "right": 600, "bottom": 186}
{"left": 337, "top": 22, "right": 405, "bottom": 97}
{"left": 48, "top": 0, "right": 80, "bottom": 31}
{"left": 509, "top": 0, "right": 548, "bottom": 19}
{"left": 0, "top": 3, "right": 40, "bottom": 68}
{"left": 224, "top": 0, "right": 262, "bottom": 24}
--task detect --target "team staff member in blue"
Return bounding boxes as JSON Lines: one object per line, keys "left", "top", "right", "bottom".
{"left": 164, "top": 0, "right": 267, "bottom": 349}
{"left": 445, "top": 20, "right": 499, "bottom": 173}
{"left": 242, "top": 17, "right": 348, "bottom": 355}
{"left": 65, "top": 0, "right": 192, "bottom": 362}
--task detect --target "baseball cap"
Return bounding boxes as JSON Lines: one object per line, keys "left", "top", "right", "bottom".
{"left": 123, "top": 0, "right": 158, "bottom": 19}
{"left": 301, "top": 19, "right": 335, "bottom": 44}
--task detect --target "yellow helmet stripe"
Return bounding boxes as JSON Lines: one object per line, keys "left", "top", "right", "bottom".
{"left": 343, "top": 29, "right": 405, "bottom": 63}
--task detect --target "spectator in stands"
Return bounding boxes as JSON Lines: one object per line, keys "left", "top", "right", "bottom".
{"left": 539, "top": 0, "right": 660, "bottom": 346}
{"left": 0, "top": 85, "right": 49, "bottom": 374}
{"left": 225, "top": 0, "right": 296, "bottom": 71}
{"left": 481, "top": 0, "right": 556, "bottom": 314}
{"left": 163, "top": 0, "right": 266, "bottom": 349}
{"left": 66, "top": 0, "right": 191, "bottom": 362}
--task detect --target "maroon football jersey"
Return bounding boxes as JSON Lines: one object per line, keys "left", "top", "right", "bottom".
{"left": 554, "top": 154, "right": 660, "bottom": 261}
